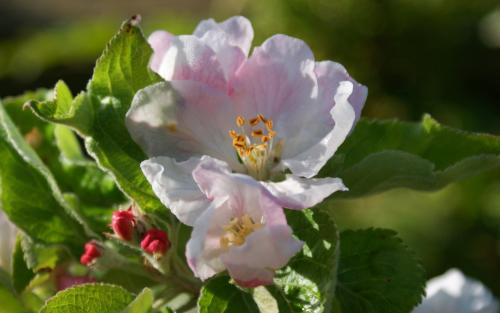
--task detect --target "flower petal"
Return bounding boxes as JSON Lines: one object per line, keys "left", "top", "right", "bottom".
{"left": 193, "top": 156, "right": 287, "bottom": 225}
{"left": 149, "top": 33, "right": 227, "bottom": 91}
{"left": 230, "top": 35, "right": 336, "bottom": 167}
{"left": 194, "top": 16, "right": 254, "bottom": 57}
{"left": 126, "top": 81, "right": 242, "bottom": 170}
{"left": 262, "top": 175, "right": 348, "bottom": 210}
{"left": 140, "top": 156, "right": 209, "bottom": 226}
{"left": 193, "top": 16, "right": 253, "bottom": 82}
{"left": 315, "top": 61, "right": 367, "bottom": 125}
{"left": 221, "top": 225, "right": 303, "bottom": 284}
{"left": 413, "top": 269, "right": 499, "bottom": 313}
{"left": 148, "top": 30, "right": 175, "bottom": 73}
{"left": 283, "top": 80, "right": 360, "bottom": 178}
{"left": 186, "top": 200, "right": 230, "bottom": 280}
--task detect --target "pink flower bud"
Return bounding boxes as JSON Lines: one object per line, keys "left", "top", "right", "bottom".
{"left": 111, "top": 208, "right": 136, "bottom": 241}
{"left": 80, "top": 242, "right": 101, "bottom": 266}
{"left": 140, "top": 229, "right": 170, "bottom": 256}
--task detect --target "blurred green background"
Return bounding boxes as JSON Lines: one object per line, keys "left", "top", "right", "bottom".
{"left": 1, "top": 0, "right": 499, "bottom": 296}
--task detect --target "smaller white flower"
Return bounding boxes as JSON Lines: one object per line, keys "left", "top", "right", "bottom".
{"left": 0, "top": 210, "right": 17, "bottom": 273}
{"left": 413, "top": 268, "right": 499, "bottom": 313}
{"left": 185, "top": 156, "right": 303, "bottom": 287}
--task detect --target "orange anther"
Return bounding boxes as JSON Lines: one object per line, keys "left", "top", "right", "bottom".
{"left": 236, "top": 116, "right": 245, "bottom": 127}
{"left": 251, "top": 129, "right": 264, "bottom": 137}
{"left": 249, "top": 117, "right": 260, "bottom": 126}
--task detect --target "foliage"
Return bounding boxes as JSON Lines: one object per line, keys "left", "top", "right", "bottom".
{"left": 0, "top": 14, "right": 498, "bottom": 313}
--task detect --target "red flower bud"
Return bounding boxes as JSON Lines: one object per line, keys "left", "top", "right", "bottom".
{"left": 140, "top": 229, "right": 170, "bottom": 256}
{"left": 111, "top": 208, "right": 136, "bottom": 241}
{"left": 80, "top": 242, "right": 101, "bottom": 266}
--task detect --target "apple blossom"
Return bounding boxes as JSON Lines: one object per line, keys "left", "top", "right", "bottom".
{"left": 126, "top": 16, "right": 367, "bottom": 226}
{"left": 185, "top": 156, "right": 303, "bottom": 287}
{"left": 0, "top": 210, "right": 17, "bottom": 272}
{"left": 413, "top": 269, "right": 499, "bottom": 313}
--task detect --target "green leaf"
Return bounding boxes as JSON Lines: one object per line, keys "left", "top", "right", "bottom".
{"left": 273, "top": 210, "right": 339, "bottom": 313}
{"left": 335, "top": 229, "right": 426, "bottom": 313}
{"left": 40, "top": 283, "right": 134, "bottom": 313}
{"left": 2, "top": 90, "right": 124, "bottom": 231}
{"left": 20, "top": 235, "right": 70, "bottom": 273}
{"left": 0, "top": 103, "right": 90, "bottom": 251}
{"left": 198, "top": 276, "right": 260, "bottom": 313}
{"left": 11, "top": 236, "right": 34, "bottom": 293}
{"left": 122, "top": 288, "right": 154, "bottom": 313}
{"left": 28, "top": 18, "right": 165, "bottom": 214}
{"left": 0, "top": 269, "right": 28, "bottom": 313}
{"left": 321, "top": 115, "right": 500, "bottom": 198}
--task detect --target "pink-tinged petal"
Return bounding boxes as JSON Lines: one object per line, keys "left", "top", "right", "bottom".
{"left": 141, "top": 156, "right": 209, "bottom": 226}
{"left": 283, "top": 81, "right": 359, "bottom": 178}
{"left": 194, "top": 16, "right": 254, "bottom": 56}
{"left": 315, "top": 61, "right": 367, "bottom": 124}
{"left": 186, "top": 200, "right": 232, "bottom": 280}
{"left": 193, "top": 16, "right": 253, "bottom": 81}
{"left": 148, "top": 30, "right": 175, "bottom": 72}
{"left": 221, "top": 225, "right": 303, "bottom": 280}
{"left": 262, "top": 175, "right": 348, "bottom": 210}
{"left": 149, "top": 33, "right": 227, "bottom": 91}
{"left": 228, "top": 265, "right": 275, "bottom": 288}
{"left": 126, "top": 82, "right": 241, "bottom": 170}
{"left": 230, "top": 35, "right": 333, "bottom": 163}
{"left": 193, "top": 156, "right": 287, "bottom": 224}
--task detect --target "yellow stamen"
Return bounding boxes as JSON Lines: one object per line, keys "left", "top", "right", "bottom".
{"left": 236, "top": 116, "right": 245, "bottom": 127}
{"left": 228, "top": 113, "right": 281, "bottom": 180}
{"left": 251, "top": 129, "right": 264, "bottom": 137}
{"left": 249, "top": 116, "right": 260, "bottom": 126}
{"left": 220, "top": 215, "right": 263, "bottom": 249}
{"left": 265, "top": 120, "right": 273, "bottom": 131}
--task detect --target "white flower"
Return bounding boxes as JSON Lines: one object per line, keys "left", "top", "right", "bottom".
{"left": 185, "top": 156, "right": 303, "bottom": 286}
{"left": 413, "top": 269, "right": 499, "bottom": 313}
{"left": 0, "top": 210, "right": 17, "bottom": 273}
{"left": 126, "top": 16, "right": 367, "bottom": 226}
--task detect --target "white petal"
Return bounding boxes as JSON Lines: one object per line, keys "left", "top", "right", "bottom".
{"left": 221, "top": 225, "right": 303, "bottom": 282}
{"left": 140, "top": 156, "right": 209, "bottom": 226}
{"left": 194, "top": 16, "right": 254, "bottom": 56}
{"left": 230, "top": 35, "right": 338, "bottom": 169}
{"left": 186, "top": 200, "right": 231, "bottom": 280}
{"left": 192, "top": 156, "right": 287, "bottom": 225}
{"left": 262, "top": 175, "right": 348, "bottom": 210}
{"left": 193, "top": 17, "right": 253, "bottom": 81}
{"left": 126, "top": 81, "right": 241, "bottom": 170}
{"left": 413, "top": 269, "right": 499, "bottom": 313}
{"left": 283, "top": 81, "right": 357, "bottom": 178}
{"left": 148, "top": 30, "right": 175, "bottom": 73}
{"left": 149, "top": 33, "right": 227, "bottom": 91}
{"left": 315, "top": 61, "right": 367, "bottom": 125}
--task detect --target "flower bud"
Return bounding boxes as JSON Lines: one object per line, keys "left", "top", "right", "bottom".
{"left": 111, "top": 208, "right": 136, "bottom": 241}
{"left": 80, "top": 242, "right": 101, "bottom": 266}
{"left": 140, "top": 229, "right": 170, "bottom": 256}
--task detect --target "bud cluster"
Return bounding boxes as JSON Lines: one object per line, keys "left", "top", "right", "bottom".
{"left": 80, "top": 205, "right": 171, "bottom": 266}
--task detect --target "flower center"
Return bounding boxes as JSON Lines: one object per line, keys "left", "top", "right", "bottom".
{"left": 220, "top": 214, "right": 263, "bottom": 249}
{"left": 229, "top": 114, "right": 283, "bottom": 180}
